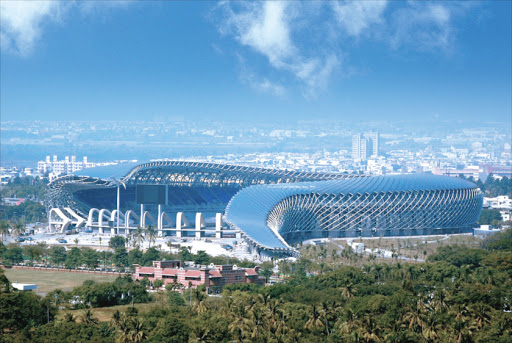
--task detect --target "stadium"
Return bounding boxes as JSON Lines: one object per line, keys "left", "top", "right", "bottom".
{"left": 225, "top": 174, "right": 483, "bottom": 256}
{"left": 46, "top": 161, "right": 483, "bottom": 257}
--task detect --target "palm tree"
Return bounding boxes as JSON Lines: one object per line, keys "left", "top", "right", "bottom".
{"left": 0, "top": 220, "right": 10, "bottom": 242}
{"left": 266, "top": 298, "right": 281, "bottom": 332}
{"left": 228, "top": 303, "right": 251, "bottom": 343}
{"left": 373, "top": 264, "right": 383, "bottom": 282}
{"left": 335, "top": 308, "right": 357, "bottom": 338}
{"left": 113, "top": 316, "right": 132, "bottom": 343}
{"left": 470, "top": 303, "right": 491, "bottom": 330}
{"left": 304, "top": 304, "right": 325, "bottom": 332}
{"left": 341, "top": 282, "right": 356, "bottom": 302}
{"left": 10, "top": 220, "right": 24, "bottom": 236}
{"left": 320, "top": 301, "right": 332, "bottom": 336}
{"left": 421, "top": 309, "right": 440, "bottom": 343}
{"left": 359, "top": 314, "right": 381, "bottom": 342}
{"left": 192, "top": 288, "right": 208, "bottom": 314}
{"left": 433, "top": 289, "right": 450, "bottom": 314}
{"left": 80, "top": 309, "right": 98, "bottom": 325}
{"left": 129, "top": 318, "right": 146, "bottom": 343}
{"left": 190, "top": 325, "right": 211, "bottom": 343}
{"left": 135, "top": 226, "right": 145, "bottom": 248}
{"left": 249, "top": 305, "right": 267, "bottom": 340}
{"left": 146, "top": 225, "right": 157, "bottom": 248}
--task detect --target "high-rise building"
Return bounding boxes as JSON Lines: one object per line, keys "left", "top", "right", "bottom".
{"left": 352, "top": 131, "right": 379, "bottom": 160}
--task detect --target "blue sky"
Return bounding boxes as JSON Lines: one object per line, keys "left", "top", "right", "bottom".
{"left": 1, "top": 1, "right": 511, "bottom": 123}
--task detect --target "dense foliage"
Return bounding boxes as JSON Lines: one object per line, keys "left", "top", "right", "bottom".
{"left": 476, "top": 175, "right": 512, "bottom": 197}
{"left": 0, "top": 176, "right": 47, "bottom": 223}
{"left": 1, "top": 230, "right": 511, "bottom": 342}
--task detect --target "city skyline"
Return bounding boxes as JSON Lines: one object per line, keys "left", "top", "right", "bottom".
{"left": 1, "top": 1, "right": 510, "bottom": 123}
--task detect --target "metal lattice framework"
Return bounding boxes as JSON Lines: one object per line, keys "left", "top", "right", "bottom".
{"left": 46, "top": 161, "right": 353, "bottom": 217}
{"left": 224, "top": 175, "right": 483, "bottom": 255}
{"left": 123, "top": 161, "right": 351, "bottom": 187}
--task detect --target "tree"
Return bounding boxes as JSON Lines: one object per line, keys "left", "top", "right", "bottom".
{"left": 81, "top": 248, "right": 99, "bottom": 269}
{"left": 23, "top": 244, "right": 46, "bottom": 264}
{"left": 146, "top": 225, "right": 157, "bottom": 248}
{"left": 260, "top": 261, "right": 273, "bottom": 283}
{"left": 0, "top": 220, "right": 9, "bottom": 242}
{"left": 304, "top": 304, "right": 325, "bottom": 332}
{"left": 114, "top": 246, "right": 129, "bottom": 268}
{"left": 149, "top": 316, "right": 190, "bottom": 343}
{"left": 79, "top": 308, "right": 98, "bottom": 325}
{"left": 0, "top": 287, "right": 56, "bottom": 331}
{"left": 4, "top": 244, "right": 23, "bottom": 264}
{"left": 194, "top": 250, "right": 210, "bottom": 265}
{"left": 481, "top": 228, "right": 512, "bottom": 251}
{"left": 178, "top": 246, "right": 193, "bottom": 261}
{"left": 10, "top": 220, "right": 25, "bottom": 236}
{"left": 49, "top": 246, "right": 67, "bottom": 267}
{"left": 109, "top": 235, "right": 126, "bottom": 249}
{"left": 65, "top": 247, "right": 82, "bottom": 269}
{"left": 153, "top": 279, "right": 164, "bottom": 289}
{"left": 142, "top": 247, "right": 160, "bottom": 266}
{"left": 478, "top": 209, "right": 502, "bottom": 225}
{"left": 135, "top": 226, "right": 145, "bottom": 248}
{"left": 128, "top": 248, "right": 143, "bottom": 266}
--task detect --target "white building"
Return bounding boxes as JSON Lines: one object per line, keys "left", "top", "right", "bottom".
{"left": 37, "top": 155, "right": 94, "bottom": 176}
{"left": 484, "top": 195, "right": 512, "bottom": 210}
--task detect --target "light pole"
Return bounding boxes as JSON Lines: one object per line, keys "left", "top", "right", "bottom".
{"left": 113, "top": 179, "right": 126, "bottom": 236}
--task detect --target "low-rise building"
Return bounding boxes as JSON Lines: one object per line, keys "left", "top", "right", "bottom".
{"left": 134, "top": 260, "right": 264, "bottom": 293}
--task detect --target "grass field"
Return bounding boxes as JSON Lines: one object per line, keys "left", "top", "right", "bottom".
{"left": 3, "top": 268, "right": 118, "bottom": 295}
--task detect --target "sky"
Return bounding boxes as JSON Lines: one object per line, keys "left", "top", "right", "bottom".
{"left": 1, "top": 0, "right": 511, "bottom": 123}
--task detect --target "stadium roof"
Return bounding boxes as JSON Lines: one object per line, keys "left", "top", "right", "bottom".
{"left": 225, "top": 174, "right": 481, "bottom": 252}
{"left": 74, "top": 162, "right": 141, "bottom": 181}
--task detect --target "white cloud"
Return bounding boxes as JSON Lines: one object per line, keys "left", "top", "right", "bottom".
{"left": 0, "top": 0, "right": 132, "bottom": 56}
{"left": 217, "top": 1, "right": 339, "bottom": 98}
{"left": 0, "top": 0, "right": 65, "bottom": 56}
{"left": 332, "top": 0, "right": 388, "bottom": 36}
{"left": 215, "top": 1, "right": 468, "bottom": 98}
{"left": 389, "top": 3, "right": 453, "bottom": 51}
{"left": 256, "top": 78, "right": 286, "bottom": 97}
{"left": 239, "top": 2, "right": 294, "bottom": 67}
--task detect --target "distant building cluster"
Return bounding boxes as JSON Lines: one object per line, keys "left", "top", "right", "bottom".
{"left": 352, "top": 131, "right": 379, "bottom": 161}
{"left": 134, "top": 260, "right": 264, "bottom": 292}
{"left": 37, "top": 155, "right": 94, "bottom": 176}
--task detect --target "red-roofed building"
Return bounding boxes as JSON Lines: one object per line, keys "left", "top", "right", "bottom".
{"left": 134, "top": 260, "right": 264, "bottom": 292}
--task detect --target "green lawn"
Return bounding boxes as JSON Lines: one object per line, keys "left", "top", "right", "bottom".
{"left": 3, "top": 268, "right": 118, "bottom": 295}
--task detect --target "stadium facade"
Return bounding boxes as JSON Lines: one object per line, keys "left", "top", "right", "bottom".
{"left": 47, "top": 161, "right": 482, "bottom": 257}
{"left": 46, "top": 161, "right": 348, "bottom": 215}
{"left": 224, "top": 175, "right": 483, "bottom": 256}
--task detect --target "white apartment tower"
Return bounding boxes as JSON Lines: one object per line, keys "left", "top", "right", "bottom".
{"left": 352, "top": 131, "right": 379, "bottom": 161}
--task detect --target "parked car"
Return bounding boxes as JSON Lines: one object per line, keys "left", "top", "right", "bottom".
{"left": 15, "top": 237, "right": 25, "bottom": 243}
{"left": 58, "top": 239, "right": 67, "bottom": 243}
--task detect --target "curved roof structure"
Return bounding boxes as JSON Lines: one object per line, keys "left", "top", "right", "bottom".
{"left": 74, "top": 162, "right": 141, "bottom": 181}
{"left": 224, "top": 174, "right": 483, "bottom": 255}
{"left": 122, "top": 160, "right": 350, "bottom": 187}
{"left": 46, "top": 161, "right": 352, "bottom": 216}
